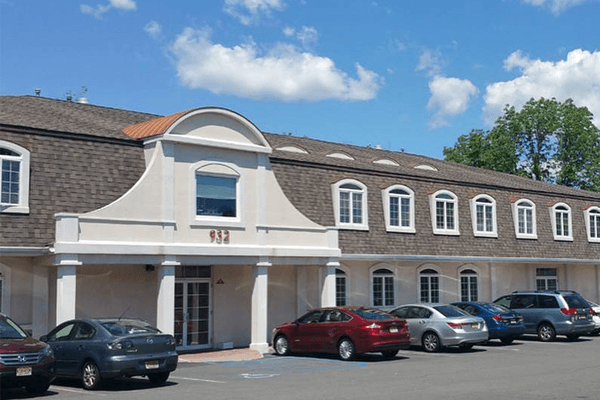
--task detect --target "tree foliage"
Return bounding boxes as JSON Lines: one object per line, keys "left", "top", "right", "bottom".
{"left": 443, "top": 98, "right": 600, "bottom": 192}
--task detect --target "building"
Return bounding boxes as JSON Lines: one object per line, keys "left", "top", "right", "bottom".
{"left": 1, "top": 95, "right": 599, "bottom": 352}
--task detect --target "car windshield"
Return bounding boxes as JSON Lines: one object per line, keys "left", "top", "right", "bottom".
{"left": 352, "top": 308, "right": 394, "bottom": 320}
{"left": 0, "top": 317, "right": 28, "bottom": 339}
{"left": 563, "top": 295, "right": 589, "bottom": 309}
{"left": 101, "top": 320, "right": 160, "bottom": 336}
{"left": 434, "top": 305, "right": 469, "bottom": 318}
{"left": 480, "top": 303, "right": 510, "bottom": 313}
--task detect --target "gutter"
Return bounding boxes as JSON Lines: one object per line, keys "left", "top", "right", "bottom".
{"left": 341, "top": 253, "right": 600, "bottom": 265}
{"left": 0, "top": 246, "right": 51, "bottom": 257}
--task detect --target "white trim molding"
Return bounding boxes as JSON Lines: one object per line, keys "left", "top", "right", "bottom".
{"left": 550, "top": 202, "right": 573, "bottom": 242}
{"left": 469, "top": 194, "right": 498, "bottom": 238}
{"left": 382, "top": 184, "right": 415, "bottom": 233}
{"left": 332, "top": 179, "right": 369, "bottom": 231}
{"left": 0, "top": 140, "right": 30, "bottom": 214}
{"left": 512, "top": 199, "right": 538, "bottom": 240}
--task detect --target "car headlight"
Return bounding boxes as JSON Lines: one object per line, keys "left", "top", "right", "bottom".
{"left": 40, "top": 346, "right": 53, "bottom": 359}
{"left": 166, "top": 336, "right": 176, "bottom": 346}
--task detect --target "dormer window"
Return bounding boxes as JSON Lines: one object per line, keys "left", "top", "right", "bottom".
{"left": 382, "top": 185, "right": 415, "bottom": 233}
{"left": 470, "top": 195, "right": 497, "bottom": 237}
{"left": 429, "top": 190, "right": 459, "bottom": 235}
{"left": 0, "top": 141, "right": 30, "bottom": 214}
{"left": 550, "top": 203, "right": 573, "bottom": 241}
{"left": 332, "top": 179, "right": 368, "bottom": 230}
{"left": 585, "top": 207, "right": 600, "bottom": 243}
{"left": 512, "top": 199, "right": 537, "bottom": 239}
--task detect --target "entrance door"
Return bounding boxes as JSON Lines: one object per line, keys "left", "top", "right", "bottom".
{"left": 174, "top": 279, "right": 211, "bottom": 350}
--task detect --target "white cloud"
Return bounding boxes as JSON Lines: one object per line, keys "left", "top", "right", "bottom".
{"left": 416, "top": 48, "right": 444, "bottom": 77}
{"left": 144, "top": 20, "right": 162, "bottom": 39}
{"left": 483, "top": 49, "right": 600, "bottom": 127}
{"left": 80, "top": 0, "right": 136, "bottom": 19}
{"left": 427, "top": 76, "right": 479, "bottom": 128}
{"left": 521, "top": 0, "right": 593, "bottom": 14}
{"left": 282, "top": 26, "right": 318, "bottom": 50}
{"left": 169, "top": 28, "right": 380, "bottom": 101}
{"left": 223, "top": 0, "right": 285, "bottom": 25}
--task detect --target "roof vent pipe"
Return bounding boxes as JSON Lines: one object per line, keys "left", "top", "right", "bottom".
{"left": 35, "top": 88, "right": 41, "bottom": 96}
{"left": 77, "top": 97, "right": 89, "bottom": 104}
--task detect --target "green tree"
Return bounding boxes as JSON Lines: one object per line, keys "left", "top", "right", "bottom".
{"left": 444, "top": 98, "right": 600, "bottom": 192}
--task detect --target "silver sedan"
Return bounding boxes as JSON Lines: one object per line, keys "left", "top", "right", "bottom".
{"left": 389, "top": 304, "right": 488, "bottom": 352}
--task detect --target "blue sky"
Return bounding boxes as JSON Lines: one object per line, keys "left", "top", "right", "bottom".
{"left": 1, "top": 0, "right": 599, "bottom": 158}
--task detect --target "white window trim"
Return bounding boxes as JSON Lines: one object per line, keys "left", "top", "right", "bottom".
{"left": 0, "top": 263, "right": 12, "bottom": 315}
{"left": 584, "top": 206, "right": 600, "bottom": 243}
{"left": 418, "top": 265, "right": 442, "bottom": 304}
{"left": 512, "top": 199, "right": 538, "bottom": 240}
{"left": 429, "top": 190, "right": 459, "bottom": 236}
{"left": 549, "top": 202, "right": 573, "bottom": 242}
{"left": 335, "top": 265, "right": 350, "bottom": 307}
{"left": 469, "top": 194, "right": 498, "bottom": 238}
{"left": 332, "top": 179, "right": 369, "bottom": 231}
{"left": 0, "top": 140, "right": 30, "bottom": 214}
{"left": 382, "top": 185, "right": 415, "bottom": 233}
{"left": 458, "top": 266, "right": 479, "bottom": 302}
{"left": 535, "top": 268, "right": 558, "bottom": 291}
{"left": 190, "top": 161, "right": 244, "bottom": 228}
{"left": 369, "top": 265, "right": 395, "bottom": 309}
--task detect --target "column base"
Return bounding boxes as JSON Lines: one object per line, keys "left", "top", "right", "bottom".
{"left": 249, "top": 342, "right": 270, "bottom": 354}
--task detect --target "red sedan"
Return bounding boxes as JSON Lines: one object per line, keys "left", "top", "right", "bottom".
{"left": 272, "top": 307, "right": 410, "bottom": 360}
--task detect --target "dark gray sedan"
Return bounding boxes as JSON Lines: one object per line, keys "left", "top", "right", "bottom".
{"left": 41, "top": 318, "right": 177, "bottom": 390}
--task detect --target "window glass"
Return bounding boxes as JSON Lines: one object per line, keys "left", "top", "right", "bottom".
{"left": 388, "top": 187, "right": 412, "bottom": 229}
{"left": 475, "top": 197, "right": 494, "bottom": 233}
{"left": 196, "top": 175, "right": 236, "bottom": 217}
{"left": 73, "top": 323, "right": 96, "bottom": 340}
{"left": 460, "top": 270, "right": 478, "bottom": 301}
{"left": 480, "top": 303, "right": 509, "bottom": 313}
{"left": 420, "top": 269, "right": 439, "bottom": 303}
{"left": 495, "top": 296, "right": 511, "bottom": 308}
{"left": 589, "top": 209, "right": 600, "bottom": 239}
{"left": 554, "top": 205, "right": 571, "bottom": 238}
{"left": 563, "top": 295, "right": 589, "bottom": 309}
{"left": 337, "top": 181, "right": 366, "bottom": 226}
{"left": 0, "top": 316, "right": 27, "bottom": 339}
{"left": 517, "top": 201, "right": 535, "bottom": 235}
{"left": 511, "top": 295, "right": 536, "bottom": 309}
{"left": 297, "top": 310, "right": 325, "bottom": 324}
{"left": 49, "top": 323, "right": 76, "bottom": 341}
{"left": 536, "top": 268, "right": 558, "bottom": 291}
{"left": 391, "top": 307, "right": 408, "bottom": 318}
{"left": 434, "top": 193, "right": 456, "bottom": 232}
{"left": 434, "top": 305, "right": 469, "bottom": 317}
{"left": 352, "top": 308, "right": 394, "bottom": 320}
{"left": 335, "top": 269, "right": 347, "bottom": 307}
{"left": 538, "top": 296, "right": 559, "bottom": 309}
{"left": 372, "top": 268, "right": 394, "bottom": 307}
{"left": 1, "top": 159, "right": 20, "bottom": 204}
{"left": 100, "top": 320, "right": 160, "bottom": 336}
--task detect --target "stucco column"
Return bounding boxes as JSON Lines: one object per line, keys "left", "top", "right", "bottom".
{"left": 250, "top": 262, "right": 269, "bottom": 353}
{"left": 320, "top": 261, "right": 338, "bottom": 307}
{"left": 56, "top": 265, "right": 77, "bottom": 325}
{"left": 157, "top": 264, "right": 175, "bottom": 335}
{"left": 32, "top": 267, "right": 49, "bottom": 338}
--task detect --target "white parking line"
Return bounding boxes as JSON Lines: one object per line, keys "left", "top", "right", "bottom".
{"left": 52, "top": 386, "right": 107, "bottom": 396}
{"left": 171, "top": 376, "right": 226, "bottom": 384}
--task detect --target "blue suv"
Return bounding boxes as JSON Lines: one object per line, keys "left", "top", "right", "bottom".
{"left": 493, "top": 290, "right": 595, "bottom": 341}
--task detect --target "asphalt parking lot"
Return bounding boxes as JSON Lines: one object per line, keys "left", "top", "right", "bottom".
{"left": 4, "top": 335, "right": 600, "bottom": 400}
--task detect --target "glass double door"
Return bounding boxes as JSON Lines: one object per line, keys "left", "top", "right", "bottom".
{"left": 174, "top": 279, "right": 211, "bottom": 349}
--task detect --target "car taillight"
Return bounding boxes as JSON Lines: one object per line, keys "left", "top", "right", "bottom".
{"left": 108, "top": 340, "right": 134, "bottom": 350}
{"left": 589, "top": 308, "right": 597, "bottom": 315}
{"left": 491, "top": 315, "right": 507, "bottom": 323}
{"left": 364, "top": 323, "right": 382, "bottom": 329}
{"left": 560, "top": 308, "right": 578, "bottom": 315}
{"left": 447, "top": 322, "right": 463, "bottom": 329}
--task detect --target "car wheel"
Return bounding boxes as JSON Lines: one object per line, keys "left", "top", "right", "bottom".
{"left": 458, "top": 343, "right": 474, "bottom": 351}
{"left": 338, "top": 338, "right": 356, "bottom": 361}
{"left": 537, "top": 323, "right": 556, "bottom": 342}
{"left": 82, "top": 361, "right": 102, "bottom": 390}
{"left": 148, "top": 372, "right": 170, "bottom": 384}
{"left": 25, "top": 379, "right": 51, "bottom": 395}
{"left": 381, "top": 350, "right": 398, "bottom": 359}
{"left": 500, "top": 337, "right": 514, "bottom": 345}
{"left": 422, "top": 332, "right": 441, "bottom": 353}
{"left": 566, "top": 334, "right": 580, "bottom": 341}
{"left": 274, "top": 335, "right": 290, "bottom": 356}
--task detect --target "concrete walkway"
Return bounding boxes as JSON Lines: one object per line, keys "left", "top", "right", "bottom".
{"left": 178, "top": 347, "right": 266, "bottom": 363}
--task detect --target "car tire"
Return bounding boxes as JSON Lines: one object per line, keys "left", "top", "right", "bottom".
{"left": 566, "top": 334, "right": 580, "bottom": 341}
{"left": 82, "top": 361, "right": 102, "bottom": 390}
{"left": 537, "top": 323, "right": 556, "bottom": 342}
{"left": 274, "top": 335, "right": 290, "bottom": 356}
{"left": 25, "top": 379, "right": 51, "bottom": 395}
{"left": 500, "top": 337, "right": 514, "bottom": 345}
{"left": 422, "top": 332, "right": 441, "bottom": 353}
{"left": 338, "top": 338, "right": 356, "bottom": 361}
{"left": 458, "top": 343, "right": 474, "bottom": 351}
{"left": 381, "top": 350, "right": 398, "bottom": 359}
{"left": 148, "top": 372, "right": 170, "bottom": 384}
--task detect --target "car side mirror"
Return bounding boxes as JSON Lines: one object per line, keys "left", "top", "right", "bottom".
{"left": 39, "top": 335, "right": 48, "bottom": 342}
{"left": 294, "top": 319, "right": 300, "bottom": 326}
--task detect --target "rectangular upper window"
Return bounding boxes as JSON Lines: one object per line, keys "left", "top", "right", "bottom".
{"left": 0, "top": 141, "right": 30, "bottom": 214}
{"left": 196, "top": 175, "right": 237, "bottom": 217}
{"left": 429, "top": 191, "right": 459, "bottom": 235}
{"left": 1, "top": 159, "right": 20, "bottom": 205}
{"left": 550, "top": 203, "right": 572, "bottom": 241}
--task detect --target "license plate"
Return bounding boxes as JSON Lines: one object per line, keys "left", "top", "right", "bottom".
{"left": 471, "top": 323, "right": 478, "bottom": 329}
{"left": 389, "top": 326, "right": 398, "bottom": 333}
{"left": 145, "top": 360, "right": 159, "bottom": 370}
{"left": 16, "top": 367, "right": 32, "bottom": 377}
{"left": 510, "top": 319, "right": 517, "bottom": 325}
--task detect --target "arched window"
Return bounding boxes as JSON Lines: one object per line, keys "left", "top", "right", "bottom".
{"left": 585, "top": 207, "right": 600, "bottom": 243}
{"left": 0, "top": 141, "right": 30, "bottom": 214}
{"left": 382, "top": 185, "right": 415, "bottom": 233}
{"left": 460, "top": 269, "right": 478, "bottom": 301}
{"left": 419, "top": 268, "right": 440, "bottom": 303}
{"left": 335, "top": 268, "right": 347, "bottom": 306}
{"left": 550, "top": 203, "right": 572, "bottom": 241}
{"left": 470, "top": 195, "right": 497, "bottom": 237}
{"left": 430, "top": 190, "right": 459, "bottom": 235}
{"left": 372, "top": 268, "right": 394, "bottom": 307}
{"left": 512, "top": 199, "right": 537, "bottom": 239}
{"left": 332, "top": 179, "right": 368, "bottom": 230}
